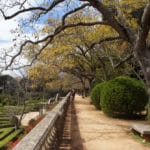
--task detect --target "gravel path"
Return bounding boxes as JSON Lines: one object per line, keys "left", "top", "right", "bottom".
{"left": 61, "top": 95, "right": 150, "bottom": 150}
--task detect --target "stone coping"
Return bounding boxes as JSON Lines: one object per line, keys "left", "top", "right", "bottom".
{"left": 13, "top": 93, "right": 70, "bottom": 150}
{"left": 131, "top": 123, "right": 150, "bottom": 135}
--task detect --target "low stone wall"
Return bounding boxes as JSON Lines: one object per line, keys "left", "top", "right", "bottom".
{"left": 13, "top": 93, "right": 71, "bottom": 150}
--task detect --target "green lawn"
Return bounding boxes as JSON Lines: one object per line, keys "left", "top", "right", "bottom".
{"left": 133, "top": 132, "right": 150, "bottom": 147}
{"left": 0, "top": 109, "right": 13, "bottom": 129}
{"left": 0, "top": 101, "right": 48, "bottom": 148}
{"left": 0, "top": 128, "right": 14, "bottom": 140}
{"left": 0, "top": 128, "right": 23, "bottom": 149}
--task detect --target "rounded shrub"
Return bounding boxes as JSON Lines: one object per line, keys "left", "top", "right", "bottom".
{"left": 90, "top": 82, "right": 107, "bottom": 109}
{"left": 28, "top": 118, "right": 36, "bottom": 125}
{"left": 100, "top": 76, "right": 148, "bottom": 118}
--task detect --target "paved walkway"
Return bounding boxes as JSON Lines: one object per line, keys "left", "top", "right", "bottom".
{"left": 19, "top": 112, "right": 39, "bottom": 126}
{"left": 60, "top": 95, "right": 150, "bottom": 150}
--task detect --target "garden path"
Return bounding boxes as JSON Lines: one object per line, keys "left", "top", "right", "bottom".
{"left": 19, "top": 112, "right": 39, "bottom": 126}
{"left": 60, "top": 95, "right": 150, "bottom": 150}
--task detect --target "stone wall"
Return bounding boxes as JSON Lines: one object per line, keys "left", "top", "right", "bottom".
{"left": 13, "top": 93, "right": 71, "bottom": 150}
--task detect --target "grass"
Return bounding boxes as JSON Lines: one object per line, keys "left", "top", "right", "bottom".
{"left": 0, "top": 107, "right": 5, "bottom": 115}
{"left": 0, "top": 128, "right": 24, "bottom": 149}
{"left": 0, "top": 118, "right": 10, "bottom": 121}
{"left": 0, "top": 124, "right": 13, "bottom": 129}
{"left": 0, "top": 128, "right": 14, "bottom": 140}
{"left": 0, "top": 99, "right": 56, "bottom": 148}
{"left": 0, "top": 120, "right": 11, "bottom": 124}
{"left": 133, "top": 132, "right": 150, "bottom": 147}
{"left": 0, "top": 107, "right": 13, "bottom": 129}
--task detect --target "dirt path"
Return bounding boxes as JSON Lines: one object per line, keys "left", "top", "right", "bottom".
{"left": 60, "top": 95, "right": 150, "bottom": 150}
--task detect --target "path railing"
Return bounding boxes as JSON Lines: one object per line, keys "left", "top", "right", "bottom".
{"left": 13, "top": 93, "right": 71, "bottom": 150}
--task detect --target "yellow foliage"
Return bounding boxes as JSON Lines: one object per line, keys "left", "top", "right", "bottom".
{"left": 102, "top": 0, "right": 146, "bottom": 31}
{"left": 120, "top": 0, "right": 146, "bottom": 30}
{"left": 26, "top": 8, "right": 133, "bottom": 90}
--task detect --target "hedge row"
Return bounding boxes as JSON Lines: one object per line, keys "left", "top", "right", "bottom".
{"left": 0, "top": 128, "right": 23, "bottom": 149}
{"left": 0, "top": 128, "right": 14, "bottom": 140}
{"left": 90, "top": 76, "right": 148, "bottom": 118}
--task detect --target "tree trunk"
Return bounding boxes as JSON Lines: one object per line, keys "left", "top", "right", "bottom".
{"left": 87, "top": 78, "right": 94, "bottom": 91}
{"left": 135, "top": 47, "right": 150, "bottom": 119}
{"left": 98, "top": 57, "right": 109, "bottom": 81}
{"left": 19, "top": 81, "right": 27, "bottom": 126}
{"left": 81, "top": 79, "right": 86, "bottom": 98}
{"left": 133, "top": 2, "right": 150, "bottom": 119}
{"left": 19, "top": 95, "right": 26, "bottom": 126}
{"left": 11, "top": 115, "right": 19, "bottom": 130}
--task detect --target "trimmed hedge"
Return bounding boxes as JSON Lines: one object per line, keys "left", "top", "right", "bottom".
{"left": 90, "top": 82, "right": 107, "bottom": 109}
{"left": 0, "top": 128, "right": 23, "bottom": 149}
{"left": 100, "top": 76, "right": 148, "bottom": 118}
{"left": 0, "top": 128, "right": 14, "bottom": 140}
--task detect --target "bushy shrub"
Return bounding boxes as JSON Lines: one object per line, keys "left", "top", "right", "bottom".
{"left": 100, "top": 76, "right": 148, "bottom": 118}
{"left": 90, "top": 82, "right": 107, "bottom": 109}
{"left": 28, "top": 119, "right": 35, "bottom": 125}
{"left": 0, "top": 94, "right": 16, "bottom": 106}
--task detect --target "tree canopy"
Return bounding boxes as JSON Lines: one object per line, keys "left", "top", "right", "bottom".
{"left": 0, "top": 0, "right": 150, "bottom": 95}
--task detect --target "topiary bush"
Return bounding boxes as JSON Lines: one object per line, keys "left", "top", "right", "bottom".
{"left": 90, "top": 82, "right": 107, "bottom": 110}
{"left": 100, "top": 76, "right": 148, "bottom": 118}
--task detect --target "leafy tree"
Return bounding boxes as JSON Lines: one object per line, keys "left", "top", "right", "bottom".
{"left": 0, "top": 75, "right": 19, "bottom": 95}
{"left": 31, "top": 14, "right": 132, "bottom": 93}
{"left": 0, "top": 0, "right": 150, "bottom": 116}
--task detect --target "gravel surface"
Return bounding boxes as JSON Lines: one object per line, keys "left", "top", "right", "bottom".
{"left": 60, "top": 95, "right": 150, "bottom": 150}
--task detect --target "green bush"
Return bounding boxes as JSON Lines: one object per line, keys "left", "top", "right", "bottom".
{"left": 90, "top": 82, "right": 107, "bottom": 109}
{"left": 0, "top": 94, "right": 16, "bottom": 105}
{"left": 100, "top": 76, "right": 148, "bottom": 118}
{"left": 28, "top": 119, "right": 35, "bottom": 125}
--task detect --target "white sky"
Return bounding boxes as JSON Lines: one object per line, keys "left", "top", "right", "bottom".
{"left": 0, "top": 17, "right": 17, "bottom": 47}
{"left": 0, "top": 0, "right": 45, "bottom": 77}
{"left": 0, "top": 12, "right": 27, "bottom": 77}
{"left": 0, "top": 0, "right": 86, "bottom": 77}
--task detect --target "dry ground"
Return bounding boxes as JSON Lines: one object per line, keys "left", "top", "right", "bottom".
{"left": 59, "top": 95, "right": 150, "bottom": 150}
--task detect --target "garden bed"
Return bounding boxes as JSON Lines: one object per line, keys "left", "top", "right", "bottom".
{"left": 0, "top": 128, "right": 24, "bottom": 149}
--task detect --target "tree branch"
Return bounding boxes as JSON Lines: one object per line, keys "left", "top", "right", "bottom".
{"left": 6, "top": 20, "right": 108, "bottom": 69}
{"left": 19, "top": 0, "right": 27, "bottom": 9}
{"left": 55, "top": 21, "right": 110, "bottom": 34}
{"left": 0, "top": 0, "right": 65, "bottom": 19}
{"left": 90, "top": 36, "right": 121, "bottom": 49}
{"left": 5, "top": 38, "right": 53, "bottom": 69}
{"left": 76, "top": 45, "right": 87, "bottom": 56}
{"left": 86, "top": 0, "right": 135, "bottom": 43}
{"left": 109, "top": 53, "right": 133, "bottom": 68}
{"left": 135, "top": 3, "right": 150, "bottom": 52}
{"left": 62, "top": 3, "right": 91, "bottom": 25}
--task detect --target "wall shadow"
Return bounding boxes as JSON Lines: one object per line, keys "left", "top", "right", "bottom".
{"left": 71, "top": 100, "right": 84, "bottom": 150}
{"left": 59, "top": 99, "right": 84, "bottom": 150}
